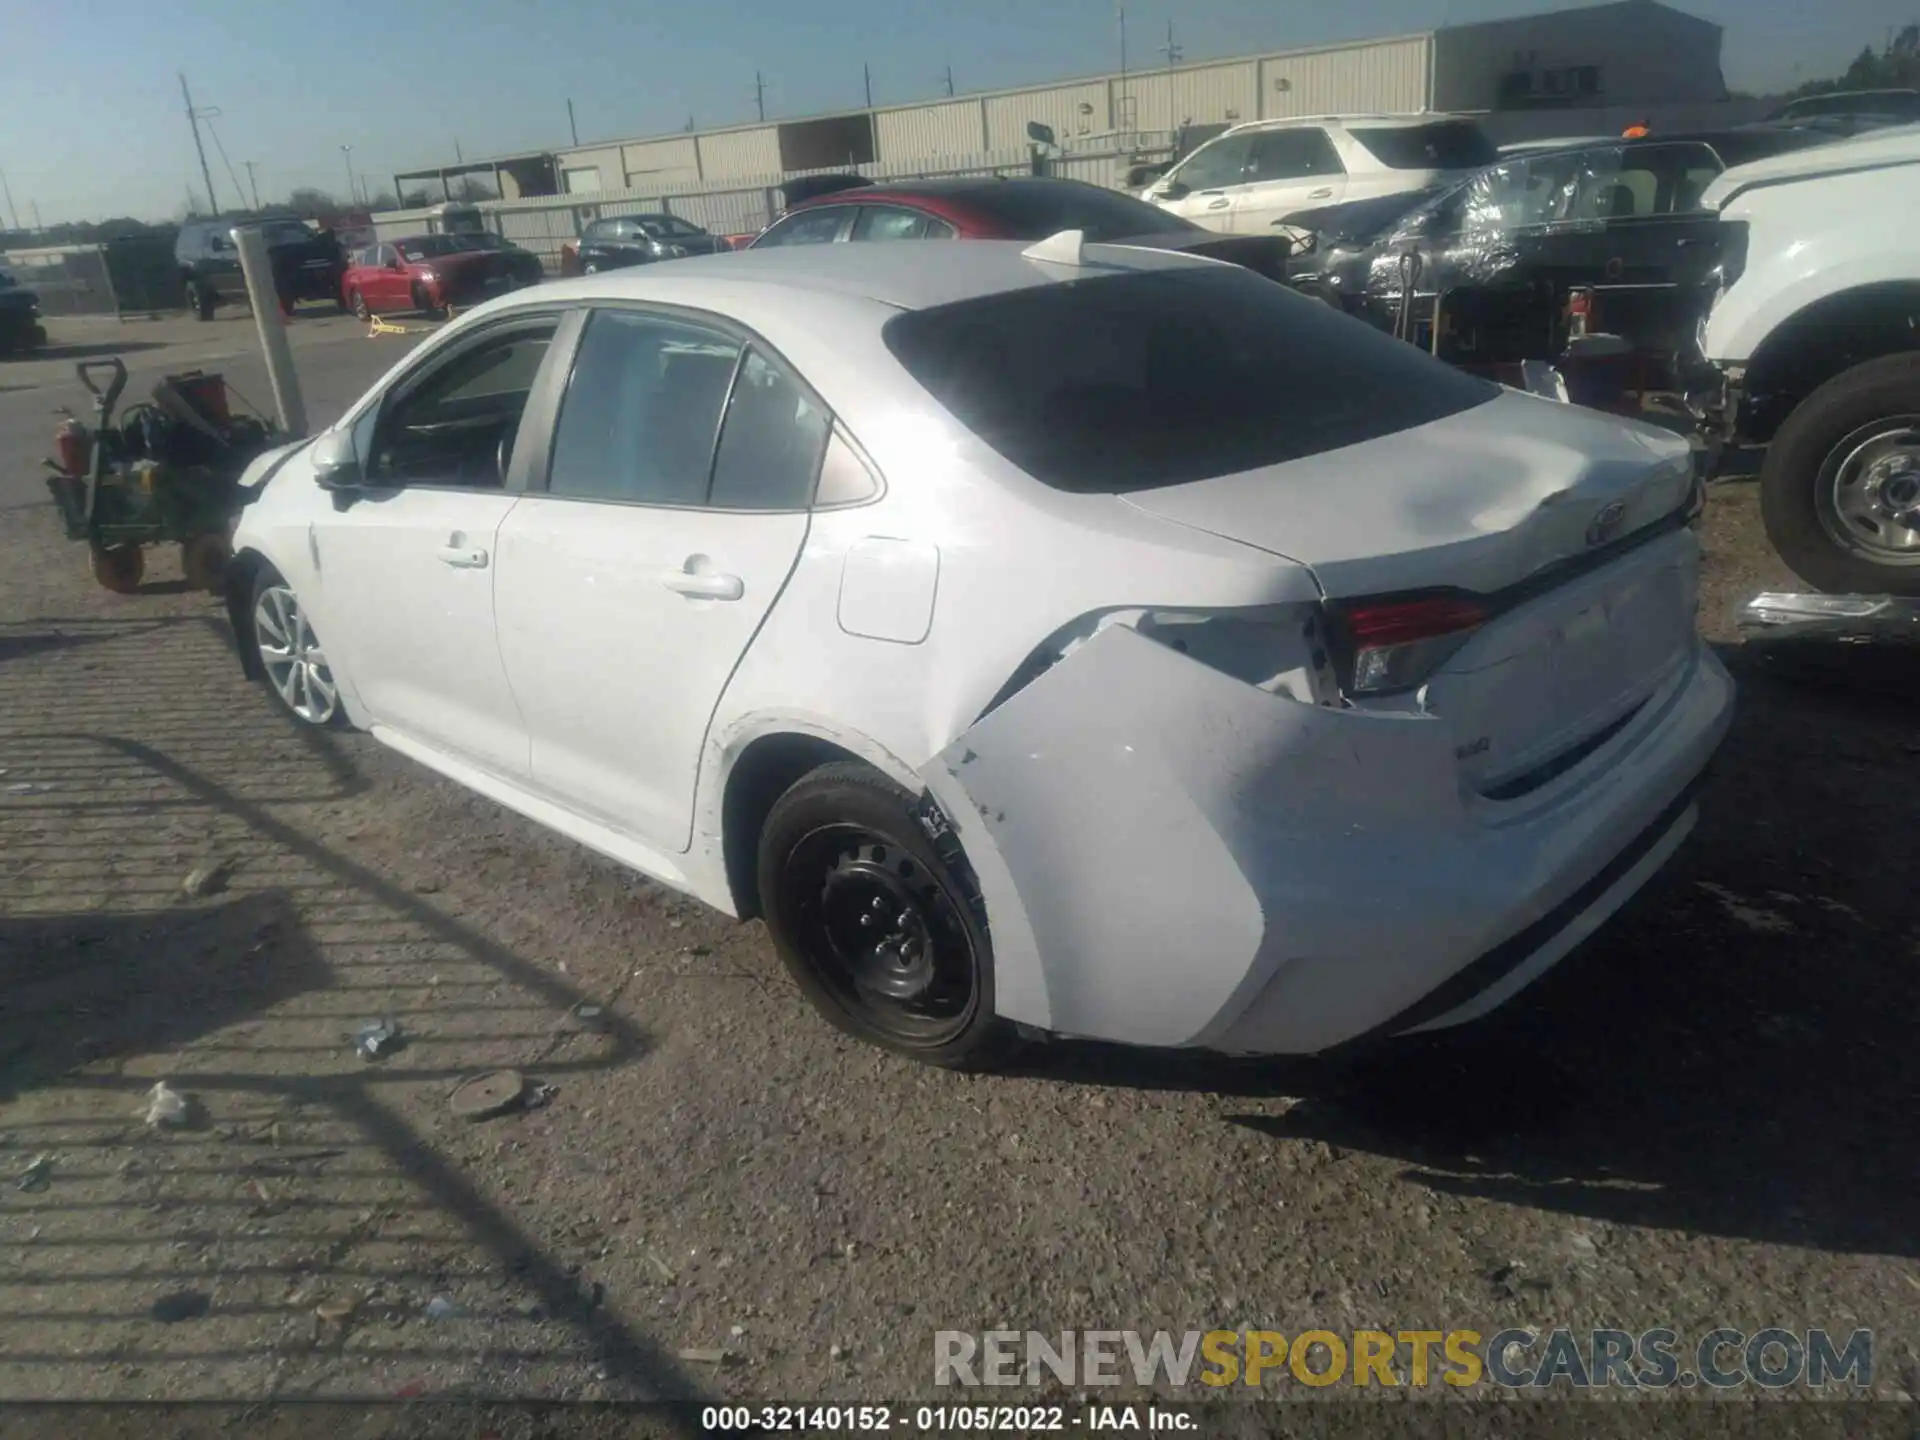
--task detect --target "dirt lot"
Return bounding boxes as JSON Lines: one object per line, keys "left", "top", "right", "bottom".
{"left": 0, "top": 313, "right": 1915, "bottom": 1410}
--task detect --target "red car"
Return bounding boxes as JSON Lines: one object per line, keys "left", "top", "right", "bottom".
{"left": 745, "top": 175, "right": 1292, "bottom": 281}
{"left": 340, "top": 233, "right": 540, "bottom": 319}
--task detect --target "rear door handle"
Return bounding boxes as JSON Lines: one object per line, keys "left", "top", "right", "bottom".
{"left": 1205, "top": 197, "right": 1231, "bottom": 210}
{"left": 436, "top": 545, "right": 488, "bottom": 569}
{"left": 661, "top": 569, "right": 744, "bottom": 601}
{"left": 1308, "top": 187, "right": 1334, "bottom": 200}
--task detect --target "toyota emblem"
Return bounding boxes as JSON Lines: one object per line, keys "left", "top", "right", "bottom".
{"left": 1586, "top": 500, "right": 1628, "bottom": 547}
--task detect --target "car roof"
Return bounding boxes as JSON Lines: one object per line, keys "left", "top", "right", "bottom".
{"left": 517, "top": 235, "right": 1217, "bottom": 313}
{"left": 792, "top": 175, "right": 1118, "bottom": 206}
{"left": 1223, "top": 112, "right": 1477, "bottom": 135}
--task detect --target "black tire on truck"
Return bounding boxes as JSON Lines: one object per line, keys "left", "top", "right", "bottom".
{"left": 1759, "top": 351, "right": 1920, "bottom": 597}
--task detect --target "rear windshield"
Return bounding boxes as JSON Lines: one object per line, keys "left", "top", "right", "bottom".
{"left": 261, "top": 221, "right": 317, "bottom": 246}
{"left": 397, "top": 235, "right": 471, "bottom": 260}
{"left": 963, "top": 182, "right": 1203, "bottom": 240}
{"left": 883, "top": 266, "right": 1498, "bottom": 493}
{"left": 1349, "top": 122, "right": 1498, "bottom": 170}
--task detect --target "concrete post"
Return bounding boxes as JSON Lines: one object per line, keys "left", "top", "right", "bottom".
{"left": 231, "top": 225, "right": 308, "bottom": 439}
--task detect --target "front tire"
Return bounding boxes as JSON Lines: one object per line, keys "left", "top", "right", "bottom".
{"left": 756, "top": 762, "right": 1016, "bottom": 1069}
{"left": 250, "top": 566, "right": 343, "bottom": 727}
{"left": 1760, "top": 352, "right": 1920, "bottom": 596}
{"left": 185, "top": 280, "right": 214, "bottom": 321}
{"left": 348, "top": 288, "right": 370, "bottom": 321}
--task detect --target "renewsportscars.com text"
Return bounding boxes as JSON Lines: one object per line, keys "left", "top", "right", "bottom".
{"left": 934, "top": 1327, "right": 1873, "bottom": 1390}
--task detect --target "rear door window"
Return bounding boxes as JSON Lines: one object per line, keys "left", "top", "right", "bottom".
{"left": 547, "top": 310, "right": 742, "bottom": 506}
{"left": 1245, "top": 128, "right": 1345, "bottom": 182}
{"left": 1348, "top": 122, "right": 1499, "bottom": 170}
{"left": 755, "top": 208, "right": 851, "bottom": 246}
{"left": 883, "top": 266, "right": 1497, "bottom": 493}
{"left": 851, "top": 206, "right": 937, "bottom": 241}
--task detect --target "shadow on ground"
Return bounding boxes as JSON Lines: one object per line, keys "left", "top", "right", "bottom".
{"left": 1015, "top": 640, "right": 1919, "bottom": 1260}
{"left": 0, "top": 614, "right": 704, "bottom": 1415}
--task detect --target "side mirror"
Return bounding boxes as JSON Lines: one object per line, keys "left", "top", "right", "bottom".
{"left": 1155, "top": 180, "right": 1190, "bottom": 201}
{"left": 310, "top": 429, "right": 364, "bottom": 491}
{"left": 388, "top": 258, "right": 406, "bottom": 272}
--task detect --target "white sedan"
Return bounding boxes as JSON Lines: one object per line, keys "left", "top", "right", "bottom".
{"left": 226, "top": 236, "right": 1733, "bottom": 1068}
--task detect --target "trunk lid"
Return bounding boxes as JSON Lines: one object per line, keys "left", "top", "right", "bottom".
{"left": 1120, "top": 391, "right": 1700, "bottom": 795}
{"left": 1118, "top": 390, "right": 1695, "bottom": 599}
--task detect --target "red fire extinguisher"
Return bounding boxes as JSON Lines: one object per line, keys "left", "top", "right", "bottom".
{"left": 54, "top": 418, "right": 90, "bottom": 477}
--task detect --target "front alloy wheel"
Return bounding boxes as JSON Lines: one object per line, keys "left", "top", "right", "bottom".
{"left": 253, "top": 580, "right": 340, "bottom": 725}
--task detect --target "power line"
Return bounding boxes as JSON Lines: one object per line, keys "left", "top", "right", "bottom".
{"left": 203, "top": 114, "right": 248, "bottom": 213}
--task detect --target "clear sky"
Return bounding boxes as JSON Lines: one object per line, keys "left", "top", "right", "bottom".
{"left": 0, "top": 0, "right": 1907, "bottom": 224}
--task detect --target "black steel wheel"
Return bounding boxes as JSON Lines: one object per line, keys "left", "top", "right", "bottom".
{"left": 757, "top": 762, "right": 1015, "bottom": 1068}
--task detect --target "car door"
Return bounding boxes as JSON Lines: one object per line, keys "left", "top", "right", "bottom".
{"left": 1146, "top": 131, "right": 1255, "bottom": 232}
{"left": 365, "top": 244, "right": 405, "bottom": 309}
{"left": 313, "top": 314, "right": 562, "bottom": 779}
{"left": 492, "top": 305, "right": 828, "bottom": 851}
{"left": 1527, "top": 143, "right": 1728, "bottom": 342}
{"left": 1234, "top": 127, "right": 1349, "bottom": 234}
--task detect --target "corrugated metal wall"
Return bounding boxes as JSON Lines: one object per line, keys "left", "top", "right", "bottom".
{"left": 622, "top": 136, "right": 701, "bottom": 187}
{"left": 693, "top": 126, "right": 783, "bottom": 179}
{"left": 1112, "top": 60, "right": 1261, "bottom": 133}
{"left": 874, "top": 100, "right": 988, "bottom": 157}
{"left": 1259, "top": 36, "right": 1431, "bottom": 118}
{"left": 984, "top": 81, "right": 1111, "bottom": 149}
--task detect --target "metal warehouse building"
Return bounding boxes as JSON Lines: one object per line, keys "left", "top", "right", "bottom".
{"left": 513, "top": 0, "right": 1724, "bottom": 196}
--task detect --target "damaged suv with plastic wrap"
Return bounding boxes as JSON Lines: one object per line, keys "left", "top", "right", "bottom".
{"left": 223, "top": 239, "right": 1733, "bottom": 1069}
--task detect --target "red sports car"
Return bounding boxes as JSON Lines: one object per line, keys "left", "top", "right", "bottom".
{"left": 744, "top": 175, "right": 1293, "bottom": 281}
{"left": 340, "top": 233, "right": 541, "bottom": 319}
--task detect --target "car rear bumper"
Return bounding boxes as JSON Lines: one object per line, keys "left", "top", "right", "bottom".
{"left": 920, "top": 618, "right": 1733, "bottom": 1055}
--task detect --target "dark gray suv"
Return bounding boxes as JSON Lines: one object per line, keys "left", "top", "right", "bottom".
{"left": 174, "top": 217, "right": 346, "bottom": 320}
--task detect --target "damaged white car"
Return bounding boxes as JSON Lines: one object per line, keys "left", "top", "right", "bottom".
{"left": 226, "top": 237, "right": 1733, "bottom": 1068}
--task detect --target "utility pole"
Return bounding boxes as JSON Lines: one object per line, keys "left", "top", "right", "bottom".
{"left": 941, "top": 64, "right": 955, "bottom": 97}
{"left": 179, "top": 73, "right": 221, "bottom": 216}
{"left": 30, "top": 199, "right": 42, "bottom": 234}
{"left": 0, "top": 168, "right": 19, "bottom": 231}
{"left": 864, "top": 62, "right": 873, "bottom": 108}
{"left": 340, "top": 145, "right": 356, "bottom": 205}
{"left": 243, "top": 160, "right": 261, "bottom": 211}
{"left": 753, "top": 70, "right": 767, "bottom": 122}
{"left": 455, "top": 139, "right": 464, "bottom": 164}
{"left": 567, "top": 98, "right": 579, "bottom": 146}
{"left": 1161, "top": 20, "right": 1182, "bottom": 69}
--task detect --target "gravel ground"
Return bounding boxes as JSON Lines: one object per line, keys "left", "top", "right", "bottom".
{"left": 0, "top": 314, "right": 1915, "bottom": 1411}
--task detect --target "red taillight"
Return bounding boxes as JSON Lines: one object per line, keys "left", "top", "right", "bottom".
{"left": 1335, "top": 596, "right": 1487, "bottom": 695}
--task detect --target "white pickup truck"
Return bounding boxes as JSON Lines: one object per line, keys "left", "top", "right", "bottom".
{"left": 1699, "top": 126, "right": 1920, "bottom": 596}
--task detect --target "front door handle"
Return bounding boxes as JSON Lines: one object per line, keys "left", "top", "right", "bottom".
{"left": 1205, "top": 197, "right": 1231, "bottom": 210}
{"left": 1308, "top": 187, "right": 1334, "bottom": 200}
{"left": 436, "top": 545, "right": 489, "bottom": 569}
{"left": 661, "top": 569, "right": 744, "bottom": 601}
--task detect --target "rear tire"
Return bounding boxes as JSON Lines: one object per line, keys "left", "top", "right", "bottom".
{"left": 89, "top": 543, "right": 145, "bottom": 594}
{"left": 410, "top": 282, "right": 446, "bottom": 320}
{"left": 756, "top": 762, "right": 1018, "bottom": 1070}
{"left": 1759, "top": 352, "right": 1920, "bottom": 596}
{"left": 349, "top": 288, "right": 370, "bottom": 321}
